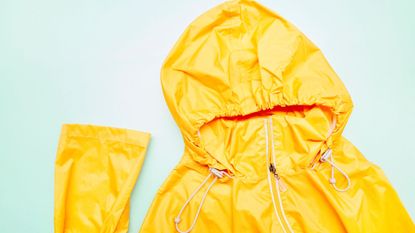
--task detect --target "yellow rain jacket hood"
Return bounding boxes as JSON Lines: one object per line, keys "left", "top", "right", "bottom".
{"left": 140, "top": 0, "right": 414, "bottom": 232}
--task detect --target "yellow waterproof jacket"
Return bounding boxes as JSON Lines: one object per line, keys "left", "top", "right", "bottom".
{"left": 140, "top": 0, "right": 414, "bottom": 232}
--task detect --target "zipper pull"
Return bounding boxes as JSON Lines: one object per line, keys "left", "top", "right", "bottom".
{"left": 269, "top": 164, "right": 287, "bottom": 192}
{"left": 269, "top": 163, "right": 277, "bottom": 174}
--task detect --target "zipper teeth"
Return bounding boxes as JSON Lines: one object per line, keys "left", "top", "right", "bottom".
{"left": 268, "top": 117, "right": 280, "bottom": 175}
{"left": 264, "top": 118, "right": 287, "bottom": 233}
{"left": 267, "top": 117, "right": 294, "bottom": 233}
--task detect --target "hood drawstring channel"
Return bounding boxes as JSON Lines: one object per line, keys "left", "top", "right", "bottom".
{"left": 264, "top": 118, "right": 294, "bottom": 233}
{"left": 174, "top": 167, "right": 232, "bottom": 233}
{"left": 317, "top": 118, "right": 351, "bottom": 192}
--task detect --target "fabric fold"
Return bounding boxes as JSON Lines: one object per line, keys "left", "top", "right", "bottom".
{"left": 54, "top": 124, "right": 150, "bottom": 233}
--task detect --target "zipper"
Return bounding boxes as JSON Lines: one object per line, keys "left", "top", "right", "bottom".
{"left": 265, "top": 117, "right": 293, "bottom": 233}
{"left": 266, "top": 117, "right": 287, "bottom": 193}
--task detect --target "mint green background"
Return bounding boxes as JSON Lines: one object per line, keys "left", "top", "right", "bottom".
{"left": 0, "top": 0, "right": 414, "bottom": 232}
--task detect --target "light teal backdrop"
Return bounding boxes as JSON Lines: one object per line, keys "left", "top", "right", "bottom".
{"left": 0, "top": 0, "right": 414, "bottom": 232}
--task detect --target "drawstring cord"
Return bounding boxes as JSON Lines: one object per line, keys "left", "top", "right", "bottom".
{"left": 265, "top": 118, "right": 294, "bottom": 233}
{"left": 174, "top": 167, "right": 232, "bottom": 233}
{"left": 320, "top": 148, "right": 351, "bottom": 192}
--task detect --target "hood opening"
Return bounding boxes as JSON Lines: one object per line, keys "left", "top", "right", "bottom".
{"left": 196, "top": 104, "right": 337, "bottom": 178}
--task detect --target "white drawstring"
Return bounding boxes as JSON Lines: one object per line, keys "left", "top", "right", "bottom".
{"left": 320, "top": 148, "right": 351, "bottom": 192}
{"left": 174, "top": 168, "right": 231, "bottom": 233}
{"left": 268, "top": 118, "right": 294, "bottom": 233}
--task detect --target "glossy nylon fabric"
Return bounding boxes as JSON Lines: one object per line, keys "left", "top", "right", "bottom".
{"left": 54, "top": 124, "right": 150, "bottom": 233}
{"left": 139, "top": 0, "right": 415, "bottom": 232}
